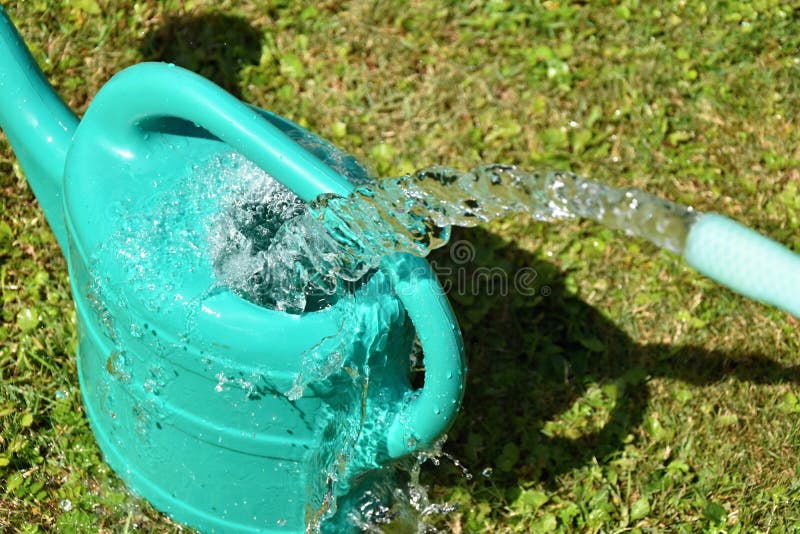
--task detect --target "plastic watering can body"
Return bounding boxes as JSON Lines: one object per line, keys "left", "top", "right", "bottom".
{"left": 0, "top": 7, "right": 466, "bottom": 533}
{"left": 71, "top": 254, "right": 429, "bottom": 532}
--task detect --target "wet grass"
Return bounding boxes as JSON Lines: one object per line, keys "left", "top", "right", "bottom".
{"left": 1, "top": 0, "right": 799, "bottom": 532}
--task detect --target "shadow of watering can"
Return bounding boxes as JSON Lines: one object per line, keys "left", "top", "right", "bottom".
{"left": 0, "top": 7, "right": 465, "bottom": 533}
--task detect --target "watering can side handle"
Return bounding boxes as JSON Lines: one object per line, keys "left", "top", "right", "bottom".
{"left": 684, "top": 213, "right": 800, "bottom": 318}
{"left": 76, "top": 62, "right": 353, "bottom": 202}
{"left": 382, "top": 254, "right": 466, "bottom": 460}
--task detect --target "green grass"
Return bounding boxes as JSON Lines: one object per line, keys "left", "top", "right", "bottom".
{"left": 2, "top": 0, "right": 799, "bottom": 532}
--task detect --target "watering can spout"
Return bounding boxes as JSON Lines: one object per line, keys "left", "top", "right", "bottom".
{"left": 0, "top": 6, "right": 78, "bottom": 249}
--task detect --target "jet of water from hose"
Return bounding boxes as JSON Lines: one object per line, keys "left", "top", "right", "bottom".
{"left": 211, "top": 164, "right": 700, "bottom": 314}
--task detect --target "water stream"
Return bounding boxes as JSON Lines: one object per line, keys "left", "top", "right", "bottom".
{"left": 212, "top": 163, "right": 700, "bottom": 314}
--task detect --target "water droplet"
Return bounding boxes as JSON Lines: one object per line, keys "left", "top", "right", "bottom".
{"left": 215, "top": 372, "right": 227, "bottom": 393}
{"left": 129, "top": 323, "right": 143, "bottom": 338}
{"left": 59, "top": 499, "right": 73, "bottom": 511}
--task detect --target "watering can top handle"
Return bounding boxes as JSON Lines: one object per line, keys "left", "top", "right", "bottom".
{"left": 80, "top": 62, "right": 353, "bottom": 202}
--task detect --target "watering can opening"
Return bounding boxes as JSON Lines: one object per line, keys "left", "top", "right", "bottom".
{"left": 80, "top": 112, "right": 375, "bottom": 315}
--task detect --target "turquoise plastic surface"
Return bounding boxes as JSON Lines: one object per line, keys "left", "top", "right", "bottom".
{"left": 0, "top": 7, "right": 466, "bottom": 532}
{"left": 684, "top": 213, "right": 800, "bottom": 318}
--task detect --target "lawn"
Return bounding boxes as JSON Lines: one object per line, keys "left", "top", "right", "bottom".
{"left": 2, "top": 1, "right": 799, "bottom": 532}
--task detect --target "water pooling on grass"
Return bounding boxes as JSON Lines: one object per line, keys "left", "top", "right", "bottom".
{"left": 87, "top": 147, "right": 703, "bottom": 532}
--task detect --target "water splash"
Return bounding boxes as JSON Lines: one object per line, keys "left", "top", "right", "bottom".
{"left": 340, "top": 437, "right": 462, "bottom": 533}
{"left": 212, "top": 164, "right": 700, "bottom": 313}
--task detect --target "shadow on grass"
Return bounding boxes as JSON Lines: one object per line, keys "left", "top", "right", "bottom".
{"left": 426, "top": 226, "right": 799, "bottom": 490}
{"left": 139, "top": 12, "right": 262, "bottom": 99}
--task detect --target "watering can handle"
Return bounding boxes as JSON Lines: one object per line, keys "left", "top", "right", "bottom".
{"left": 75, "top": 62, "right": 353, "bottom": 202}
{"left": 382, "top": 254, "right": 466, "bottom": 460}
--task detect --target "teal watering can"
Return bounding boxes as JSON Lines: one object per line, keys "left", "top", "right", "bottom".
{"left": 0, "top": 7, "right": 465, "bottom": 533}
{"left": 4, "top": 5, "right": 800, "bottom": 534}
